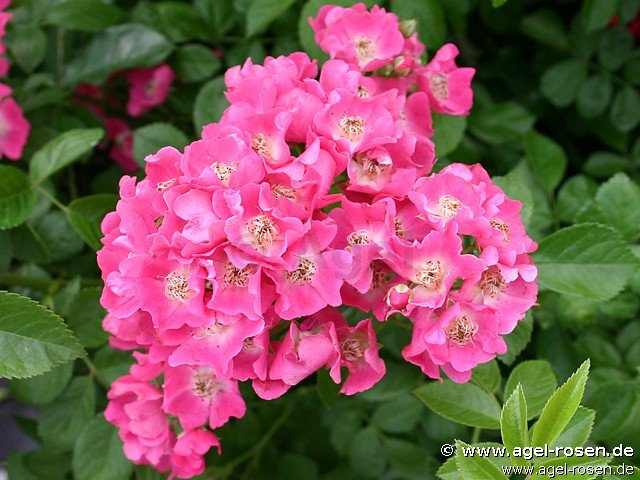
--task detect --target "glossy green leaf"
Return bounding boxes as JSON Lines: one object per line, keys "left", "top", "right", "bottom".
{"left": 0, "top": 291, "right": 83, "bottom": 379}
{"left": 555, "top": 175, "right": 598, "bottom": 223}
{"left": 46, "top": 0, "right": 123, "bottom": 31}
{"left": 66, "top": 194, "right": 118, "bottom": 250}
{"left": 455, "top": 440, "right": 509, "bottom": 480}
{"left": 0, "top": 166, "right": 38, "bottom": 229}
{"left": 246, "top": 0, "right": 298, "bottom": 37}
{"left": 64, "top": 24, "right": 173, "bottom": 85}
{"left": 524, "top": 131, "right": 567, "bottom": 194}
{"left": 73, "top": 414, "right": 133, "bottom": 480}
{"left": 414, "top": 380, "right": 502, "bottom": 429}
{"left": 30, "top": 128, "right": 104, "bottom": 183}
{"left": 38, "top": 376, "right": 96, "bottom": 451}
{"left": 471, "top": 360, "right": 501, "bottom": 394}
{"left": 504, "top": 360, "right": 557, "bottom": 419}
{"left": 534, "top": 223, "right": 640, "bottom": 300}
{"left": 553, "top": 406, "right": 595, "bottom": 448}
{"left": 172, "top": 44, "right": 221, "bottom": 82}
{"left": 133, "top": 123, "right": 189, "bottom": 167}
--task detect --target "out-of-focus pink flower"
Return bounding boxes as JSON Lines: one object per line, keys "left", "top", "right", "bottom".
{"left": 0, "top": 84, "right": 30, "bottom": 161}
{"left": 126, "top": 64, "right": 175, "bottom": 117}
{"left": 104, "top": 117, "right": 137, "bottom": 172}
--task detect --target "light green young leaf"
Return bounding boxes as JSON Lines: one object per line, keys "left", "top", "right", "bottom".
{"left": 30, "top": 128, "right": 104, "bottom": 184}
{"left": 533, "top": 223, "right": 640, "bottom": 300}
{"left": 501, "top": 385, "right": 529, "bottom": 466}
{"left": 73, "top": 414, "right": 133, "bottom": 480}
{"left": 524, "top": 131, "right": 567, "bottom": 194}
{"left": 0, "top": 166, "right": 39, "bottom": 229}
{"left": 246, "top": 0, "right": 298, "bottom": 37}
{"left": 414, "top": 380, "right": 502, "bottom": 429}
{"left": 455, "top": 440, "right": 509, "bottom": 480}
{"left": 504, "top": 360, "right": 557, "bottom": 419}
{"left": 63, "top": 24, "right": 173, "bottom": 85}
{"left": 66, "top": 194, "right": 118, "bottom": 250}
{"left": 531, "top": 360, "right": 590, "bottom": 448}
{"left": 0, "top": 291, "right": 83, "bottom": 379}
{"left": 553, "top": 406, "right": 595, "bottom": 448}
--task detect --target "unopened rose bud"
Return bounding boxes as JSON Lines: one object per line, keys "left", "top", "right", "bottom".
{"left": 400, "top": 19, "right": 418, "bottom": 38}
{"left": 386, "top": 284, "right": 412, "bottom": 310}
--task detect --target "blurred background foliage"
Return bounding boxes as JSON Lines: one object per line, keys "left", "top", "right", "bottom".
{"left": 1, "top": 0, "right": 639, "bottom": 479}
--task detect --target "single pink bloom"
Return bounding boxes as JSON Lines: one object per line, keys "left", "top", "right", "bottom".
{"left": 0, "top": 84, "right": 30, "bottom": 160}
{"left": 170, "top": 429, "right": 220, "bottom": 480}
{"left": 126, "top": 64, "right": 175, "bottom": 117}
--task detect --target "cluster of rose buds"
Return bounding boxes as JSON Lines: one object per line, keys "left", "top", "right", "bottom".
{"left": 0, "top": 0, "right": 30, "bottom": 161}
{"left": 74, "top": 64, "right": 176, "bottom": 172}
{"left": 99, "top": 3, "right": 537, "bottom": 478}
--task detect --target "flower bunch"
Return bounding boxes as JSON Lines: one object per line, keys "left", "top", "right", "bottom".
{"left": 0, "top": 0, "right": 30, "bottom": 161}
{"left": 99, "top": 3, "right": 537, "bottom": 478}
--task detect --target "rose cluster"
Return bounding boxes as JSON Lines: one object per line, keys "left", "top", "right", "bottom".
{"left": 0, "top": 0, "right": 30, "bottom": 161}
{"left": 99, "top": 3, "right": 537, "bottom": 478}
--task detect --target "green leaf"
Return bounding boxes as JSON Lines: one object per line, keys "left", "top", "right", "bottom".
{"left": 531, "top": 359, "right": 590, "bottom": 448}
{"left": 30, "top": 128, "right": 104, "bottom": 184}
{"left": 66, "top": 194, "right": 118, "bottom": 250}
{"left": 554, "top": 406, "right": 595, "bottom": 448}
{"left": 533, "top": 223, "right": 640, "bottom": 301}
{"left": 246, "top": 0, "right": 298, "bottom": 37}
{"left": 501, "top": 385, "right": 529, "bottom": 465}
{"left": 371, "top": 394, "right": 423, "bottom": 433}
{"left": 385, "top": 438, "right": 436, "bottom": 480}
{"left": 9, "top": 361, "right": 73, "bottom": 406}
{"left": 0, "top": 165, "right": 39, "bottom": 229}
{"left": 524, "top": 131, "right": 567, "bottom": 194}
{"left": 133, "top": 123, "right": 189, "bottom": 167}
{"left": 469, "top": 102, "right": 535, "bottom": 145}
{"left": 45, "top": 0, "right": 123, "bottom": 31}
{"left": 555, "top": 175, "right": 598, "bottom": 223}
{"left": 6, "top": 452, "right": 39, "bottom": 480}
{"left": 492, "top": 0, "right": 509, "bottom": 8}
{"left": 471, "top": 360, "right": 501, "bottom": 394}
{"left": 73, "top": 414, "right": 133, "bottom": 480}
{"left": 598, "top": 27, "right": 634, "bottom": 72}
{"left": 504, "top": 360, "right": 557, "bottom": 419}
{"left": 172, "top": 44, "right": 221, "bottom": 82}
{"left": 0, "top": 230, "right": 12, "bottom": 276}
{"left": 194, "top": 0, "right": 236, "bottom": 42}
{"left": 498, "top": 313, "right": 533, "bottom": 366}
{"left": 455, "top": 440, "right": 509, "bottom": 480}
{"left": 156, "top": 2, "right": 210, "bottom": 42}
{"left": 577, "top": 75, "right": 613, "bottom": 119}
{"left": 11, "top": 211, "right": 85, "bottom": 264}
{"left": 584, "top": 151, "right": 632, "bottom": 178}
{"left": 38, "top": 376, "right": 96, "bottom": 451}
{"left": 582, "top": 0, "right": 620, "bottom": 31}
{"left": 6, "top": 25, "right": 47, "bottom": 73}
{"left": 391, "top": 0, "right": 447, "bottom": 48}
{"left": 193, "top": 77, "right": 229, "bottom": 132}
{"left": 414, "top": 380, "right": 502, "bottom": 429}
{"left": 521, "top": 9, "right": 568, "bottom": 50}
{"left": 349, "top": 427, "right": 386, "bottom": 478}
{"left": 493, "top": 172, "right": 533, "bottom": 226}
{"left": 540, "top": 59, "right": 588, "bottom": 107}
{"left": 360, "top": 361, "right": 420, "bottom": 402}
{"left": 432, "top": 114, "right": 467, "bottom": 157}
{"left": 66, "top": 288, "right": 108, "bottom": 348}
{"left": 610, "top": 86, "right": 640, "bottom": 132}
{"left": 593, "top": 173, "right": 640, "bottom": 241}
{"left": 63, "top": 24, "right": 173, "bottom": 86}
{"left": 93, "top": 345, "right": 134, "bottom": 388}
{"left": 0, "top": 291, "right": 83, "bottom": 379}
{"left": 584, "top": 380, "right": 640, "bottom": 439}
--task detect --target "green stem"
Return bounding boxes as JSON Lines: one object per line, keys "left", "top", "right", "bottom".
{"left": 34, "top": 184, "right": 69, "bottom": 213}
{"left": 82, "top": 354, "right": 98, "bottom": 377}
{"left": 471, "top": 427, "right": 482, "bottom": 444}
{"left": 56, "top": 29, "right": 65, "bottom": 85}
